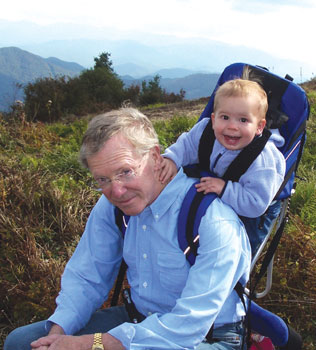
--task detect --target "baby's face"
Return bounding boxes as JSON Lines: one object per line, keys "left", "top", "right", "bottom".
{"left": 211, "top": 95, "right": 266, "bottom": 150}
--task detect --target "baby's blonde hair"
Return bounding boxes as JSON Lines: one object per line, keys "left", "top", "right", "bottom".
{"left": 214, "top": 79, "right": 268, "bottom": 120}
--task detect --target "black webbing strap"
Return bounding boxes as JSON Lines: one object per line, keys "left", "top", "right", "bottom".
{"left": 197, "top": 120, "right": 271, "bottom": 184}
{"left": 111, "top": 207, "right": 129, "bottom": 306}
{"left": 222, "top": 128, "right": 271, "bottom": 182}
{"left": 234, "top": 281, "right": 250, "bottom": 348}
{"left": 111, "top": 259, "right": 128, "bottom": 306}
{"left": 251, "top": 216, "right": 287, "bottom": 293}
{"left": 198, "top": 118, "right": 215, "bottom": 171}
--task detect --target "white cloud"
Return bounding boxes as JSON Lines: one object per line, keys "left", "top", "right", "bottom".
{"left": 1, "top": 0, "right": 316, "bottom": 68}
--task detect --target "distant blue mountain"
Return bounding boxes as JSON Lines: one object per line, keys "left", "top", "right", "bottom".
{"left": 120, "top": 73, "right": 220, "bottom": 100}
{"left": 0, "top": 46, "right": 221, "bottom": 112}
{"left": 1, "top": 19, "right": 314, "bottom": 82}
{"left": 0, "top": 47, "right": 84, "bottom": 111}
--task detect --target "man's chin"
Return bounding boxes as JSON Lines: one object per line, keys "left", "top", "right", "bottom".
{"left": 116, "top": 203, "right": 144, "bottom": 216}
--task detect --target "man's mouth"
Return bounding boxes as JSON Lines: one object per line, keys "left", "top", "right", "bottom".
{"left": 115, "top": 196, "right": 135, "bottom": 207}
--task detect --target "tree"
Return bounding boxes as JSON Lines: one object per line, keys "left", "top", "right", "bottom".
{"left": 24, "top": 76, "right": 69, "bottom": 122}
{"left": 138, "top": 75, "right": 186, "bottom": 106}
{"left": 23, "top": 52, "right": 126, "bottom": 120}
{"left": 139, "top": 75, "right": 164, "bottom": 106}
{"left": 93, "top": 52, "right": 113, "bottom": 71}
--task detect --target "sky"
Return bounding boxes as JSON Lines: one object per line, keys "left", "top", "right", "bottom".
{"left": 1, "top": 0, "right": 316, "bottom": 75}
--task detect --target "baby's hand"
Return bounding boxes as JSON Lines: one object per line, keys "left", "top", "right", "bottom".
{"left": 159, "top": 158, "right": 177, "bottom": 183}
{"left": 195, "top": 177, "right": 225, "bottom": 195}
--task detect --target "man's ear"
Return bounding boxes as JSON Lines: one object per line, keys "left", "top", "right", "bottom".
{"left": 256, "top": 118, "right": 266, "bottom": 135}
{"left": 151, "top": 146, "right": 163, "bottom": 170}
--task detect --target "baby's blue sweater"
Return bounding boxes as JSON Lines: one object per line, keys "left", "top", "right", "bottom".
{"left": 164, "top": 118, "right": 286, "bottom": 218}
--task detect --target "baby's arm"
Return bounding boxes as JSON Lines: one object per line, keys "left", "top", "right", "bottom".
{"left": 195, "top": 176, "right": 226, "bottom": 195}
{"left": 159, "top": 158, "right": 178, "bottom": 183}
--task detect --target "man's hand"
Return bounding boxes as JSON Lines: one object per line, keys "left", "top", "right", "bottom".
{"left": 30, "top": 323, "right": 65, "bottom": 350}
{"left": 195, "top": 177, "right": 226, "bottom": 195}
{"left": 159, "top": 158, "right": 177, "bottom": 183}
{"left": 31, "top": 334, "right": 91, "bottom": 350}
{"left": 31, "top": 333, "right": 124, "bottom": 350}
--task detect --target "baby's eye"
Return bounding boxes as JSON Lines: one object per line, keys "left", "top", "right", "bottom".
{"left": 222, "top": 115, "right": 229, "bottom": 120}
{"left": 240, "top": 118, "right": 248, "bottom": 123}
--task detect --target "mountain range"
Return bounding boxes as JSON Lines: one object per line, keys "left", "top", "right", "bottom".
{"left": 1, "top": 24, "right": 314, "bottom": 112}
{"left": 0, "top": 47, "right": 84, "bottom": 111}
{"left": 0, "top": 46, "right": 221, "bottom": 111}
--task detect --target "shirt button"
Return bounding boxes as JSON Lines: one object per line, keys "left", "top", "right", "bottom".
{"left": 155, "top": 214, "right": 159, "bottom": 219}
{"left": 143, "top": 253, "right": 147, "bottom": 259}
{"left": 148, "top": 311, "right": 152, "bottom": 316}
{"left": 142, "top": 225, "right": 147, "bottom": 231}
{"left": 143, "top": 282, "right": 148, "bottom": 288}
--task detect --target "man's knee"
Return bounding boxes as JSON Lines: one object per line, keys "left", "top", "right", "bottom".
{"left": 4, "top": 320, "right": 47, "bottom": 350}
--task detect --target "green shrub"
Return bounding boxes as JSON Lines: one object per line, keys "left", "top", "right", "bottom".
{"left": 154, "top": 114, "right": 198, "bottom": 150}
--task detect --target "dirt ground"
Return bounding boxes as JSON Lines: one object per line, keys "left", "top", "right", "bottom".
{"left": 140, "top": 97, "right": 210, "bottom": 121}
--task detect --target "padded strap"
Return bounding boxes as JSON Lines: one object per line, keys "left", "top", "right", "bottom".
{"left": 222, "top": 128, "right": 271, "bottom": 182}
{"left": 178, "top": 182, "right": 217, "bottom": 265}
{"left": 198, "top": 118, "right": 215, "bottom": 171}
{"left": 197, "top": 120, "right": 272, "bottom": 183}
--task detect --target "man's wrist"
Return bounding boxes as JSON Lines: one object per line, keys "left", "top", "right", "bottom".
{"left": 92, "top": 333, "right": 104, "bottom": 350}
{"left": 49, "top": 323, "right": 65, "bottom": 335}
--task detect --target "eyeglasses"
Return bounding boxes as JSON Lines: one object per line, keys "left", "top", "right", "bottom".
{"left": 93, "top": 154, "right": 147, "bottom": 190}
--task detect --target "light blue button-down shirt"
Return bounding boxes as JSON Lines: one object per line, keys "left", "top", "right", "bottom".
{"left": 48, "top": 168, "right": 251, "bottom": 349}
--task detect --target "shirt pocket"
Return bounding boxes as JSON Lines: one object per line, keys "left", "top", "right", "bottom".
{"left": 157, "top": 252, "right": 188, "bottom": 293}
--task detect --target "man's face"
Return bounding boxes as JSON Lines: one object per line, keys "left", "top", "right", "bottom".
{"left": 87, "top": 133, "right": 162, "bottom": 216}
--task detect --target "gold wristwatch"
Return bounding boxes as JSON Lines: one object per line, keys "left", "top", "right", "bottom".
{"left": 92, "top": 333, "right": 104, "bottom": 350}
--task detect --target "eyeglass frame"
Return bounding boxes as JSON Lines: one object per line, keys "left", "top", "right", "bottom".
{"left": 92, "top": 152, "right": 148, "bottom": 190}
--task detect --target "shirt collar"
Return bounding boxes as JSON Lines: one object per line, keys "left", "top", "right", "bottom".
{"left": 147, "top": 168, "right": 188, "bottom": 221}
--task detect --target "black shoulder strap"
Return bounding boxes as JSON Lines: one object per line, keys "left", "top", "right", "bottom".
{"left": 222, "top": 128, "right": 272, "bottom": 182}
{"left": 111, "top": 207, "right": 130, "bottom": 306}
{"left": 196, "top": 118, "right": 271, "bottom": 182}
{"left": 198, "top": 118, "right": 215, "bottom": 171}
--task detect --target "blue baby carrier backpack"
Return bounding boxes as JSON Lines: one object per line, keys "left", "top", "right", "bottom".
{"left": 113, "top": 63, "right": 310, "bottom": 349}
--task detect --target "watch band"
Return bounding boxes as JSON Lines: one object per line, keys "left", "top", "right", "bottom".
{"left": 92, "top": 332, "right": 104, "bottom": 350}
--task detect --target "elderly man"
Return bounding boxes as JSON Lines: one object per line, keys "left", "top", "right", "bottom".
{"left": 5, "top": 108, "right": 251, "bottom": 350}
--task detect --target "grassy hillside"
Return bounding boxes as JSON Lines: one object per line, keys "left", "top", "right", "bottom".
{"left": 0, "top": 92, "right": 315, "bottom": 349}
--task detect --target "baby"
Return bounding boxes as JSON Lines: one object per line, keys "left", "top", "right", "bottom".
{"left": 160, "top": 78, "right": 286, "bottom": 254}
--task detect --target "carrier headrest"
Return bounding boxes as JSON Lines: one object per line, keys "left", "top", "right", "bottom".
{"left": 245, "top": 65, "right": 290, "bottom": 129}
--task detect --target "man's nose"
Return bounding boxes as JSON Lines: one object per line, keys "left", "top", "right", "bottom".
{"left": 107, "top": 181, "right": 127, "bottom": 198}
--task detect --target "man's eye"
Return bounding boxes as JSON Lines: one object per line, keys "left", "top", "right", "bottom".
{"left": 98, "top": 177, "right": 110, "bottom": 184}
{"left": 119, "top": 169, "right": 134, "bottom": 179}
{"left": 122, "top": 169, "right": 133, "bottom": 175}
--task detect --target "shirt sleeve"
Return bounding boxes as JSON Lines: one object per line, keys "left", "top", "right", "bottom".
{"left": 163, "top": 118, "right": 210, "bottom": 169}
{"left": 109, "top": 199, "right": 251, "bottom": 350}
{"left": 47, "top": 195, "right": 123, "bottom": 335}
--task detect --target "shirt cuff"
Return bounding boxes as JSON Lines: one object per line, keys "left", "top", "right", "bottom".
{"left": 219, "top": 181, "right": 228, "bottom": 198}
{"left": 108, "top": 323, "right": 136, "bottom": 350}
